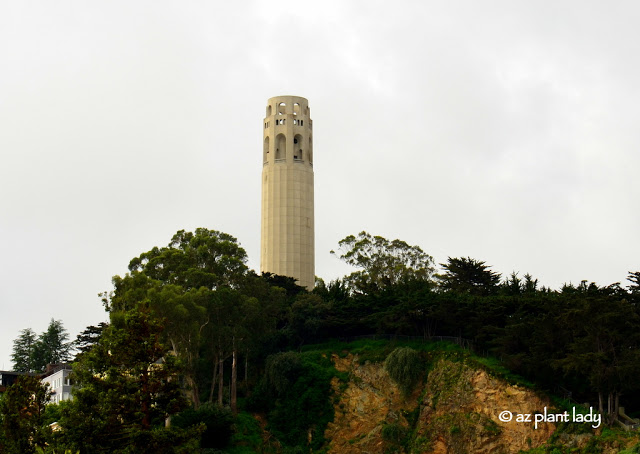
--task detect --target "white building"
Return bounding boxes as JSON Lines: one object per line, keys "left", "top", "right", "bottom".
{"left": 41, "top": 364, "right": 73, "bottom": 404}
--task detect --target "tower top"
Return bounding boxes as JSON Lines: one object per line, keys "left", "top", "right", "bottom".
{"left": 265, "top": 96, "right": 310, "bottom": 118}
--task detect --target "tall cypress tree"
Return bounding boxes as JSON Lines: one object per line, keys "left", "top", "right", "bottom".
{"left": 10, "top": 328, "right": 37, "bottom": 372}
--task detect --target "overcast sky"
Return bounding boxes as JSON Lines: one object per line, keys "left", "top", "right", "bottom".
{"left": 1, "top": 1, "right": 639, "bottom": 369}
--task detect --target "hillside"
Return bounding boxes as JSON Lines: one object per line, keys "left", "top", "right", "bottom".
{"left": 231, "top": 340, "right": 640, "bottom": 454}
{"left": 326, "top": 353, "right": 554, "bottom": 453}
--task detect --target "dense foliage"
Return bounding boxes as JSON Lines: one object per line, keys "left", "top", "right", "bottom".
{"left": 384, "top": 347, "right": 424, "bottom": 396}
{"left": 52, "top": 303, "right": 199, "bottom": 454}
{"left": 248, "top": 352, "right": 338, "bottom": 450}
{"left": 171, "top": 403, "right": 234, "bottom": 450}
{"left": 2, "top": 228, "right": 639, "bottom": 452}
{"left": 331, "top": 231, "right": 435, "bottom": 293}
{"left": 0, "top": 376, "right": 51, "bottom": 454}
{"left": 11, "top": 320, "right": 72, "bottom": 373}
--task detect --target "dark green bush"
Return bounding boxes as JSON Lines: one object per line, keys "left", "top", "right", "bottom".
{"left": 381, "top": 422, "right": 408, "bottom": 445}
{"left": 264, "top": 351, "right": 303, "bottom": 397}
{"left": 249, "top": 352, "right": 336, "bottom": 450}
{"left": 172, "top": 403, "right": 233, "bottom": 449}
{"left": 384, "top": 347, "right": 423, "bottom": 396}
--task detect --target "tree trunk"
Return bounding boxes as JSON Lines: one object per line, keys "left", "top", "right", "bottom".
{"left": 244, "top": 350, "right": 249, "bottom": 392}
{"left": 607, "top": 392, "right": 614, "bottom": 426}
{"left": 218, "top": 353, "right": 224, "bottom": 406}
{"left": 598, "top": 392, "right": 604, "bottom": 418}
{"left": 208, "top": 355, "right": 219, "bottom": 403}
{"left": 231, "top": 339, "right": 237, "bottom": 416}
{"left": 141, "top": 369, "right": 151, "bottom": 430}
{"left": 187, "top": 375, "right": 201, "bottom": 409}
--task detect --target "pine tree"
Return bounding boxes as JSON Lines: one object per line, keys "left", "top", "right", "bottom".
{"left": 32, "top": 319, "right": 72, "bottom": 372}
{"left": 10, "top": 328, "right": 37, "bottom": 373}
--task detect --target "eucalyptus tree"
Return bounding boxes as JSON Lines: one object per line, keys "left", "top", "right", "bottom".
{"left": 127, "top": 228, "right": 248, "bottom": 291}
{"left": 331, "top": 231, "right": 435, "bottom": 294}
{"left": 103, "top": 228, "right": 249, "bottom": 408}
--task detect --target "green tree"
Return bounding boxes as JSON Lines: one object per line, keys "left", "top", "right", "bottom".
{"left": 12, "top": 320, "right": 72, "bottom": 373}
{"left": 264, "top": 352, "right": 303, "bottom": 397}
{"left": 0, "top": 375, "right": 51, "bottom": 454}
{"left": 288, "top": 293, "right": 328, "bottom": 346}
{"left": 202, "top": 287, "right": 269, "bottom": 415}
{"left": 55, "top": 303, "right": 198, "bottom": 453}
{"left": 32, "top": 319, "right": 72, "bottom": 371}
{"left": 331, "top": 231, "right": 435, "bottom": 294}
{"left": 438, "top": 257, "right": 501, "bottom": 296}
{"left": 104, "top": 228, "right": 250, "bottom": 408}
{"left": 146, "top": 283, "right": 210, "bottom": 408}
{"left": 73, "top": 322, "right": 108, "bottom": 360}
{"left": 254, "top": 352, "right": 335, "bottom": 450}
{"left": 126, "top": 228, "right": 248, "bottom": 294}
{"left": 628, "top": 271, "right": 640, "bottom": 291}
{"left": 171, "top": 403, "right": 234, "bottom": 450}
{"left": 261, "top": 272, "right": 306, "bottom": 298}
{"left": 555, "top": 283, "right": 640, "bottom": 425}
{"left": 10, "top": 328, "right": 37, "bottom": 373}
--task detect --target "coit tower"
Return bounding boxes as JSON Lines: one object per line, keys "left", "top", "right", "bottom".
{"left": 260, "top": 95, "right": 314, "bottom": 289}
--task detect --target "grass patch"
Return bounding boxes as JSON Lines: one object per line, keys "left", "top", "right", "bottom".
{"left": 468, "top": 355, "right": 535, "bottom": 388}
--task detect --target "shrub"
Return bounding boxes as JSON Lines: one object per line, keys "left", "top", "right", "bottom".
{"left": 381, "top": 422, "right": 408, "bottom": 445}
{"left": 384, "top": 347, "right": 423, "bottom": 396}
{"left": 172, "top": 403, "right": 233, "bottom": 449}
{"left": 251, "top": 352, "right": 336, "bottom": 450}
{"left": 264, "top": 351, "right": 304, "bottom": 397}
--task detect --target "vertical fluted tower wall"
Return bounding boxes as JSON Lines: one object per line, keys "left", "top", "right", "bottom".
{"left": 260, "top": 95, "right": 315, "bottom": 289}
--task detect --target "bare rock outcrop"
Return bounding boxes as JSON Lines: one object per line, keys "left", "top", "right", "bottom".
{"left": 325, "top": 353, "right": 557, "bottom": 453}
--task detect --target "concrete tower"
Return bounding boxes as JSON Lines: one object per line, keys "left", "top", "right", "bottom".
{"left": 260, "top": 95, "right": 314, "bottom": 289}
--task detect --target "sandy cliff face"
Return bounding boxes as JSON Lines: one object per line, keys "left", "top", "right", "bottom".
{"left": 325, "top": 354, "right": 419, "bottom": 453}
{"left": 415, "top": 358, "right": 555, "bottom": 453}
{"left": 324, "top": 353, "right": 556, "bottom": 454}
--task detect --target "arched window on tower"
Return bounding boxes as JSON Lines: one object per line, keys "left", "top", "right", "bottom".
{"left": 275, "top": 134, "right": 286, "bottom": 161}
{"left": 263, "top": 137, "right": 269, "bottom": 164}
{"left": 293, "top": 103, "right": 300, "bottom": 116}
{"left": 266, "top": 105, "right": 272, "bottom": 117}
{"left": 308, "top": 136, "right": 313, "bottom": 164}
{"left": 278, "top": 102, "right": 286, "bottom": 115}
{"left": 293, "top": 134, "right": 304, "bottom": 161}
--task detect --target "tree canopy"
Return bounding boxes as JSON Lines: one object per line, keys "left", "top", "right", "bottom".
{"left": 438, "top": 257, "right": 501, "bottom": 296}
{"left": 331, "top": 231, "right": 435, "bottom": 293}
{"left": 54, "top": 303, "right": 198, "bottom": 453}
{"left": 10, "top": 328, "right": 37, "bottom": 373}
{"left": 0, "top": 375, "right": 51, "bottom": 454}
{"left": 127, "top": 228, "right": 248, "bottom": 291}
{"left": 11, "top": 319, "right": 72, "bottom": 373}
{"left": 4, "top": 226, "right": 640, "bottom": 452}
